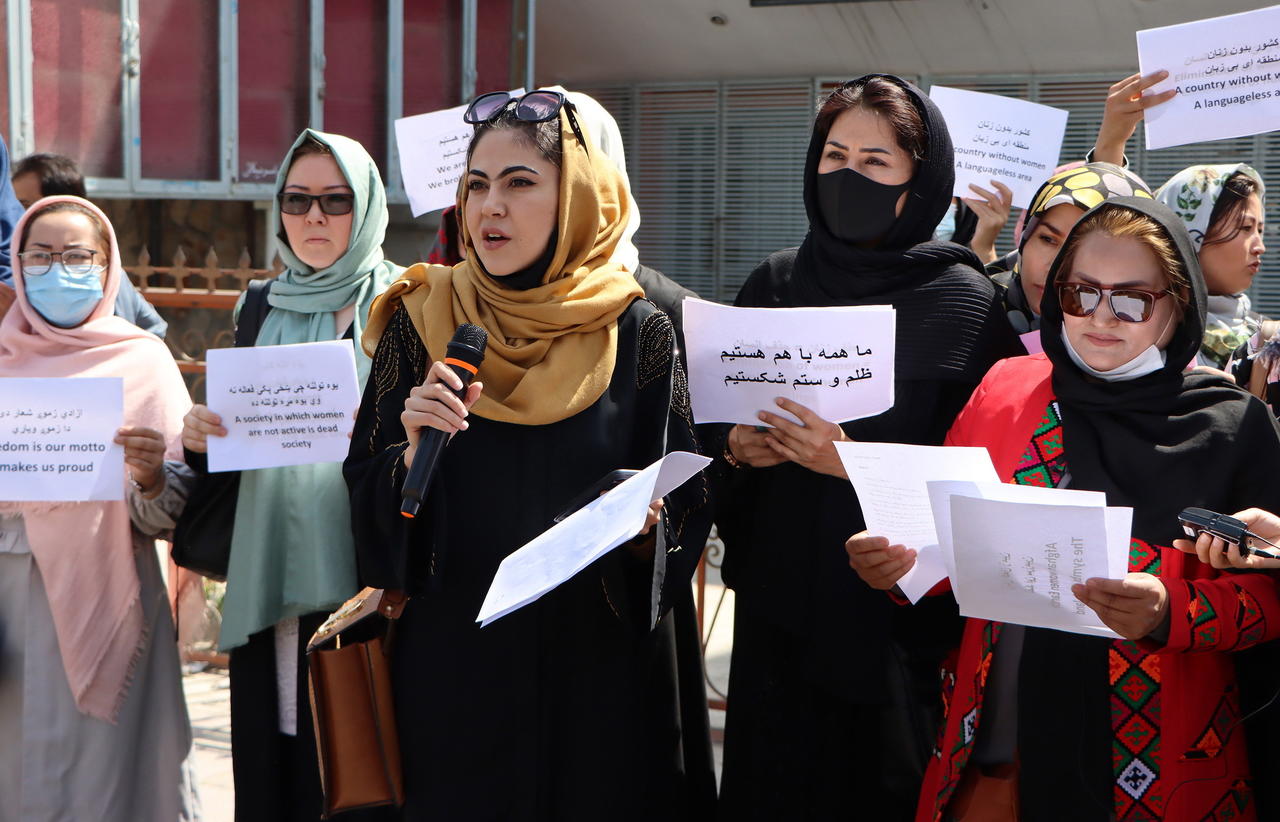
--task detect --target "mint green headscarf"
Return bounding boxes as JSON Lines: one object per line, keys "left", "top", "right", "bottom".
{"left": 220, "top": 129, "right": 403, "bottom": 650}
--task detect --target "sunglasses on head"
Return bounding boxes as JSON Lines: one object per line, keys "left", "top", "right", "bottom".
{"left": 463, "top": 89, "right": 588, "bottom": 154}
{"left": 1057, "top": 281, "right": 1172, "bottom": 324}
{"left": 277, "top": 192, "right": 355, "bottom": 217}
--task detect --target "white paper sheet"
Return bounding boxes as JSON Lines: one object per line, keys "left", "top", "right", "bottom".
{"left": 1138, "top": 6, "right": 1280, "bottom": 150}
{"left": 205, "top": 341, "right": 360, "bottom": 472}
{"left": 0, "top": 377, "right": 125, "bottom": 502}
{"left": 834, "top": 442, "right": 1000, "bottom": 603}
{"left": 476, "top": 451, "right": 712, "bottom": 626}
{"left": 682, "top": 297, "right": 896, "bottom": 426}
{"left": 1019, "top": 331, "right": 1043, "bottom": 355}
{"left": 925, "top": 480, "right": 1111, "bottom": 602}
{"left": 938, "top": 484, "right": 1133, "bottom": 638}
{"left": 394, "top": 88, "right": 524, "bottom": 216}
{"left": 929, "top": 85, "right": 1069, "bottom": 210}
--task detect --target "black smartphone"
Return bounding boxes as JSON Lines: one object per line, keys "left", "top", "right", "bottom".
{"left": 1178, "top": 507, "right": 1280, "bottom": 559}
{"left": 553, "top": 469, "right": 639, "bottom": 523}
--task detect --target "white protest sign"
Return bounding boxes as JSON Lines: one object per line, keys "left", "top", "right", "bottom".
{"left": 682, "top": 297, "right": 896, "bottom": 426}
{"left": 0, "top": 377, "right": 124, "bottom": 502}
{"left": 1138, "top": 6, "right": 1280, "bottom": 150}
{"left": 929, "top": 86, "right": 1068, "bottom": 210}
{"left": 477, "top": 451, "right": 712, "bottom": 626}
{"left": 395, "top": 88, "right": 524, "bottom": 217}
{"left": 205, "top": 341, "right": 360, "bottom": 473}
{"left": 940, "top": 485, "right": 1133, "bottom": 638}
{"left": 834, "top": 442, "right": 1000, "bottom": 603}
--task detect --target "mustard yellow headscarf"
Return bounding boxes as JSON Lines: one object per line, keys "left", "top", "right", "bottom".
{"left": 364, "top": 107, "right": 643, "bottom": 425}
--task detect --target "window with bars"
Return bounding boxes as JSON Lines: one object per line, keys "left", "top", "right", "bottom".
{"left": 579, "top": 73, "right": 1280, "bottom": 315}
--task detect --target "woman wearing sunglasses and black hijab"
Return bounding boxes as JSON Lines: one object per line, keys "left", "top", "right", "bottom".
{"left": 712, "top": 74, "right": 1018, "bottom": 820}
{"left": 848, "top": 197, "right": 1280, "bottom": 821}
{"left": 346, "top": 91, "right": 710, "bottom": 821}
{"left": 178, "top": 129, "right": 402, "bottom": 821}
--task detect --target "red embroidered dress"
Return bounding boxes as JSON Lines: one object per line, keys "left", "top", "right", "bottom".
{"left": 916, "top": 355, "right": 1280, "bottom": 822}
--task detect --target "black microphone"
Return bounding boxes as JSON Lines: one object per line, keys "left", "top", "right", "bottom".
{"left": 400, "top": 323, "right": 488, "bottom": 518}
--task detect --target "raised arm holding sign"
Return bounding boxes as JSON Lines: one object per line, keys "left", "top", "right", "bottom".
{"left": 1138, "top": 5, "right": 1280, "bottom": 150}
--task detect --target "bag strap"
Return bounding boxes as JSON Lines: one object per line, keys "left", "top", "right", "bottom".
{"left": 380, "top": 589, "right": 408, "bottom": 620}
{"left": 234, "top": 278, "right": 275, "bottom": 348}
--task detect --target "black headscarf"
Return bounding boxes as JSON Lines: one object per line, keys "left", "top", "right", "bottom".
{"left": 751, "top": 74, "right": 1015, "bottom": 380}
{"left": 1018, "top": 197, "right": 1280, "bottom": 819}
{"left": 948, "top": 198, "right": 979, "bottom": 246}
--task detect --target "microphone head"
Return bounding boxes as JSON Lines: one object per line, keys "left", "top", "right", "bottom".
{"left": 446, "top": 322, "right": 488, "bottom": 367}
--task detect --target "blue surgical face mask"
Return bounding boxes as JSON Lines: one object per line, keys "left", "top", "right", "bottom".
{"left": 23, "top": 262, "right": 106, "bottom": 328}
{"left": 934, "top": 200, "right": 958, "bottom": 242}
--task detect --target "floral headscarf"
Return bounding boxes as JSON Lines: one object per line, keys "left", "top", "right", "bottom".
{"left": 1155, "top": 164, "right": 1266, "bottom": 253}
{"left": 1019, "top": 163, "right": 1153, "bottom": 255}
{"left": 1156, "top": 164, "right": 1268, "bottom": 368}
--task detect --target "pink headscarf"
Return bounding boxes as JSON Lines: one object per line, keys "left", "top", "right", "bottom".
{"left": 0, "top": 196, "right": 189, "bottom": 722}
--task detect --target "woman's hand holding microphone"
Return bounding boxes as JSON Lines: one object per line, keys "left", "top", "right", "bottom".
{"left": 401, "top": 360, "right": 484, "bottom": 469}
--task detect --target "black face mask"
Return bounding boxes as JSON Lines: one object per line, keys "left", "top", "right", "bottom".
{"left": 816, "top": 167, "right": 912, "bottom": 246}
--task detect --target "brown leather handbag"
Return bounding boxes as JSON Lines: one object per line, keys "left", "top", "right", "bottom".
{"left": 306, "top": 587, "right": 408, "bottom": 817}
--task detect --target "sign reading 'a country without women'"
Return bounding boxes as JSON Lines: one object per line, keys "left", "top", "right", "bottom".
{"left": 929, "top": 85, "right": 1068, "bottom": 210}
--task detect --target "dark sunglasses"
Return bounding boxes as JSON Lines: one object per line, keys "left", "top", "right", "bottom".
{"left": 463, "top": 89, "right": 588, "bottom": 153}
{"left": 277, "top": 192, "right": 355, "bottom": 216}
{"left": 1057, "top": 282, "right": 1172, "bottom": 324}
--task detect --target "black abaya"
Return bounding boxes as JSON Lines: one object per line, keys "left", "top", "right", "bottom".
{"left": 714, "top": 74, "right": 1020, "bottom": 821}
{"left": 344, "top": 298, "right": 714, "bottom": 821}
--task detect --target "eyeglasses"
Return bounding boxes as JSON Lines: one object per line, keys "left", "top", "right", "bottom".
{"left": 463, "top": 89, "right": 588, "bottom": 153}
{"left": 1057, "top": 281, "right": 1172, "bottom": 324}
{"left": 277, "top": 192, "right": 355, "bottom": 217}
{"left": 18, "top": 249, "right": 100, "bottom": 276}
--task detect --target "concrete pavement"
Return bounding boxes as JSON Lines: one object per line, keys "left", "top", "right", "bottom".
{"left": 185, "top": 575, "right": 735, "bottom": 820}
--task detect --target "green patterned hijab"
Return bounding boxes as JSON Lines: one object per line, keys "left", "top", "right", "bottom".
{"left": 221, "top": 129, "right": 403, "bottom": 650}
{"left": 1156, "top": 164, "right": 1267, "bottom": 367}
{"left": 1155, "top": 163, "right": 1266, "bottom": 253}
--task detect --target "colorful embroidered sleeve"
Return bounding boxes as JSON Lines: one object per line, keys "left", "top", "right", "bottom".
{"left": 1161, "top": 569, "right": 1280, "bottom": 653}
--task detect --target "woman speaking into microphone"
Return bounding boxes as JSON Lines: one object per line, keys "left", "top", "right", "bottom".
{"left": 346, "top": 90, "right": 710, "bottom": 821}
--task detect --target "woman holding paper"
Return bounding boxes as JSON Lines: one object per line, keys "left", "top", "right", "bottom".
{"left": 848, "top": 197, "right": 1280, "bottom": 821}
{"left": 177, "top": 130, "right": 402, "bottom": 820}
{"left": 0, "top": 196, "right": 198, "bottom": 819}
{"left": 345, "top": 90, "right": 709, "bottom": 821}
{"left": 711, "top": 74, "right": 1019, "bottom": 821}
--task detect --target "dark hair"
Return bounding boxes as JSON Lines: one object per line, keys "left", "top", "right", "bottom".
{"left": 11, "top": 153, "right": 86, "bottom": 199}
{"left": 815, "top": 77, "right": 927, "bottom": 161}
{"left": 288, "top": 135, "right": 333, "bottom": 170}
{"left": 1203, "top": 172, "right": 1261, "bottom": 247}
{"left": 19, "top": 201, "right": 112, "bottom": 257}
{"left": 465, "top": 103, "right": 563, "bottom": 170}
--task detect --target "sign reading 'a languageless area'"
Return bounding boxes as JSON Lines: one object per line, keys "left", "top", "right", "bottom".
{"left": 0, "top": 377, "right": 125, "bottom": 502}
{"left": 1138, "top": 5, "right": 1280, "bottom": 150}
{"left": 205, "top": 341, "right": 360, "bottom": 473}
{"left": 681, "top": 298, "right": 896, "bottom": 426}
{"left": 395, "top": 89, "right": 524, "bottom": 217}
{"left": 929, "top": 86, "right": 1069, "bottom": 210}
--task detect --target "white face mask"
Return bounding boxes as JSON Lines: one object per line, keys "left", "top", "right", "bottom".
{"left": 1059, "top": 310, "right": 1174, "bottom": 382}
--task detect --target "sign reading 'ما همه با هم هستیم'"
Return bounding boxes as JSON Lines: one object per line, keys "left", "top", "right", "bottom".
{"left": 681, "top": 297, "right": 896, "bottom": 427}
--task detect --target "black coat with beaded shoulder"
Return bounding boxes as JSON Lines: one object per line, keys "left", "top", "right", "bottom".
{"left": 344, "top": 297, "right": 713, "bottom": 822}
